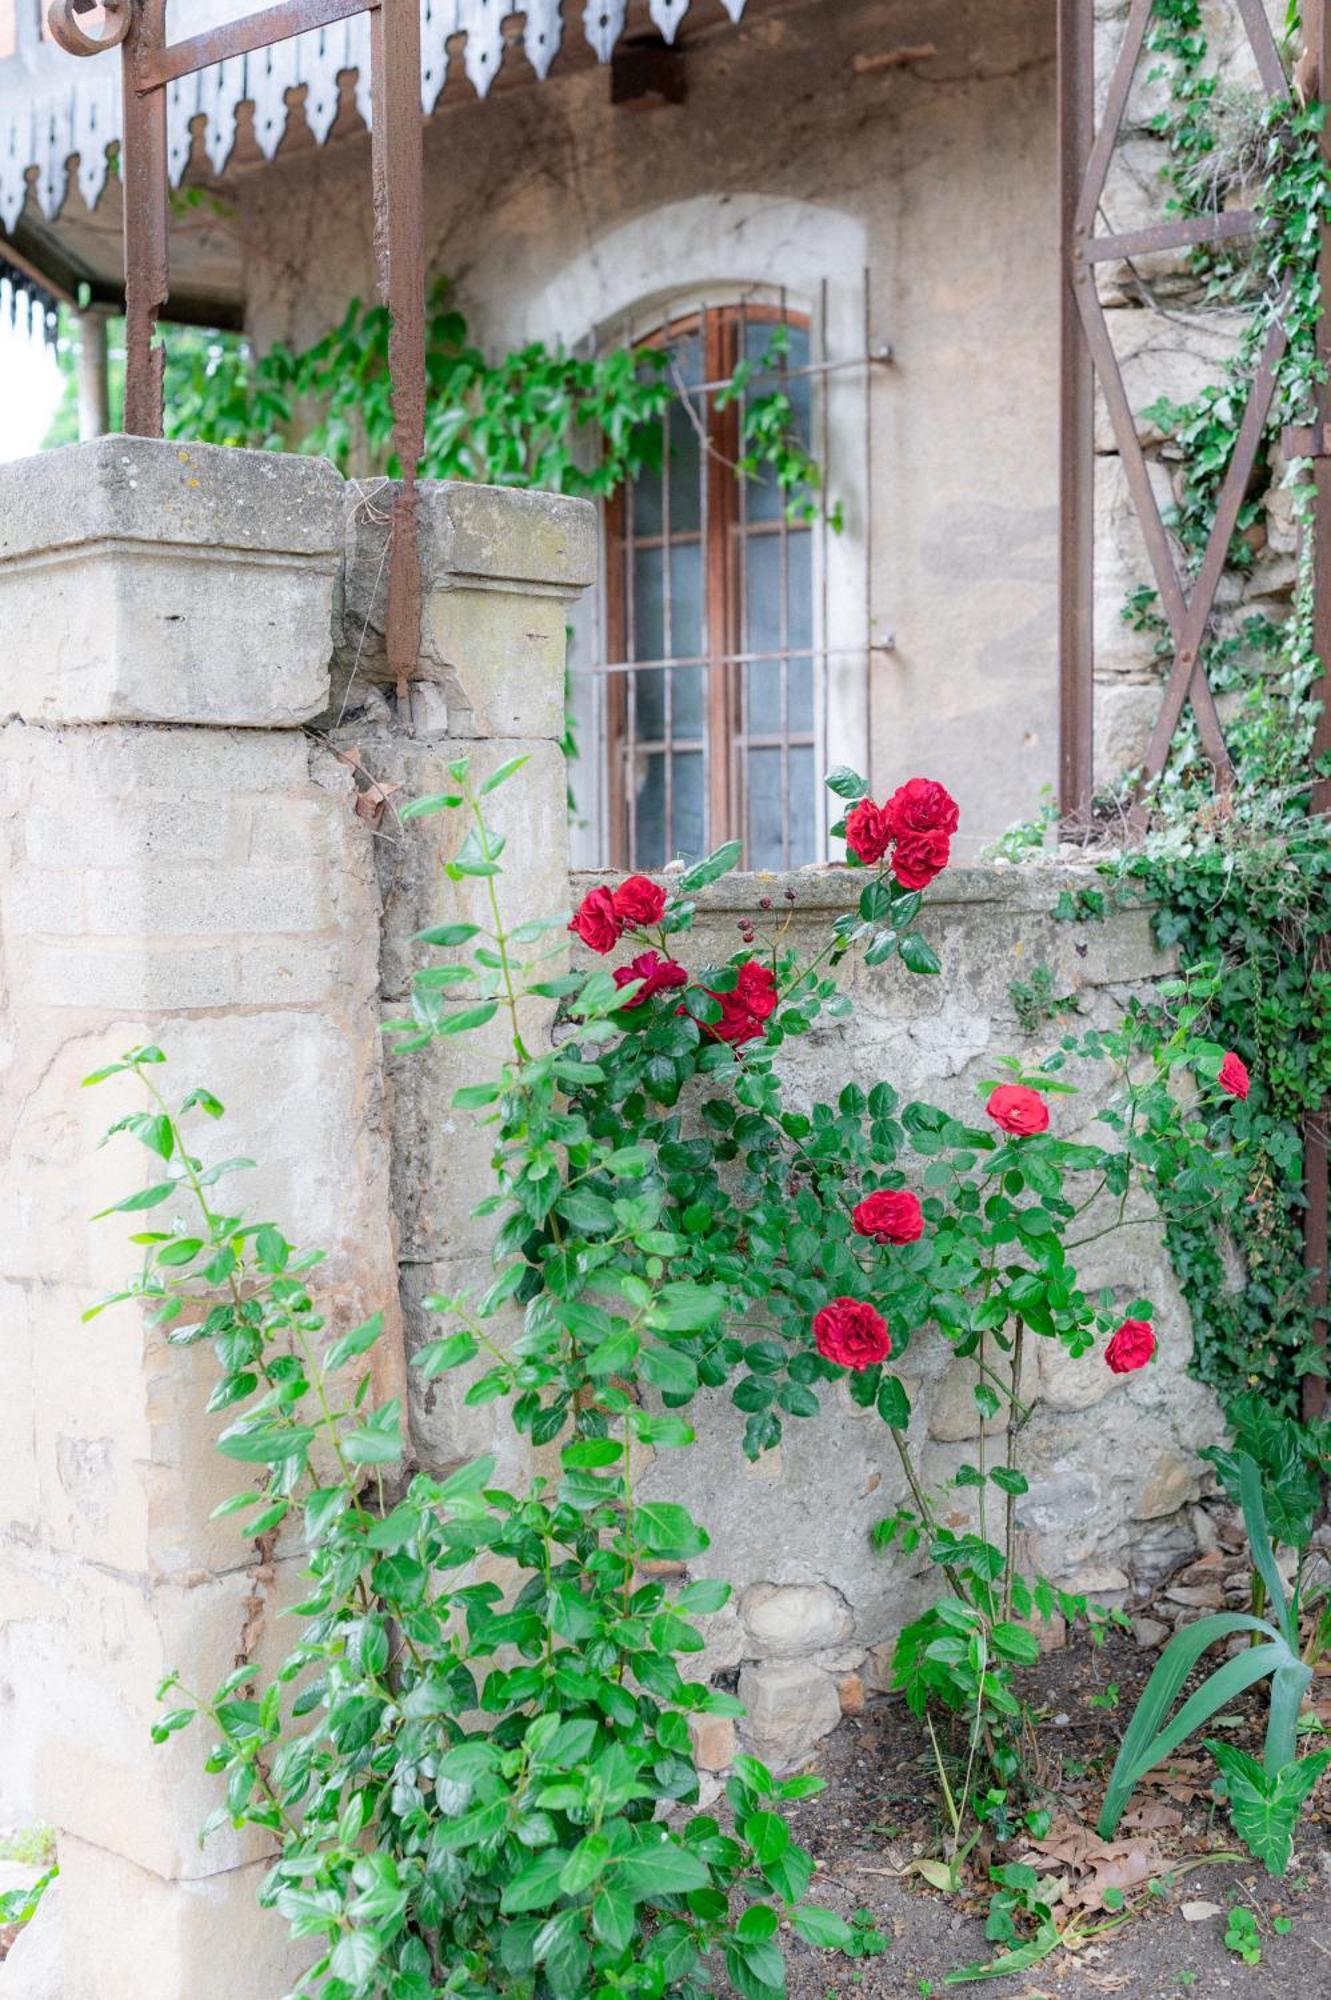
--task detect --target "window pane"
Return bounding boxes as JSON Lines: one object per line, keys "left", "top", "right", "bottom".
{"left": 789, "top": 746, "right": 816, "bottom": 866}
{"left": 742, "top": 533, "right": 784, "bottom": 735}
{"left": 631, "top": 665, "right": 666, "bottom": 743}
{"left": 633, "top": 461, "right": 663, "bottom": 538}
{"left": 633, "top": 544, "right": 664, "bottom": 664}
{"left": 672, "top": 663, "right": 704, "bottom": 739}
{"left": 632, "top": 752, "right": 666, "bottom": 867}
{"left": 671, "top": 750, "right": 705, "bottom": 861}
{"left": 743, "top": 320, "right": 811, "bottom": 523}
{"left": 633, "top": 538, "right": 701, "bottom": 672}
{"left": 746, "top": 747, "right": 784, "bottom": 869}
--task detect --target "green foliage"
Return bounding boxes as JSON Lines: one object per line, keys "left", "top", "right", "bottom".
{"left": 1207, "top": 1740, "right": 1331, "bottom": 1875}
{"left": 1008, "top": 964, "right": 1080, "bottom": 1038}
{"left": 1099, "top": 1453, "right": 1313, "bottom": 1851}
{"left": 1224, "top": 1904, "right": 1263, "bottom": 1965}
{"left": 46, "top": 285, "right": 833, "bottom": 525}
{"left": 86, "top": 758, "right": 1268, "bottom": 1984}
{"left": 0, "top": 1866, "right": 57, "bottom": 1932}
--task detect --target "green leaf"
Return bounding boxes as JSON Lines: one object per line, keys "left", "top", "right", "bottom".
{"left": 415, "top": 1330, "right": 478, "bottom": 1375}
{"left": 635, "top": 1501, "right": 709, "bottom": 1558}
{"left": 559, "top": 1833, "right": 610, "bottom": 1895}
{"left": 329, "top": 1931, "right": 381, "bottom": 1983}
{"left": 480, "top": 752, "right": 530, "bottom": 794}
{"left": 1207, "top": 1742, "right": 1331, "bottom": 1876}
{"left": 216, "top": 1420, "right": 316, "bottom": 1465}
{"left": 324, "top": 1313, "right": 383, "bottom": 1372}
{"left": 876, "top": 1376, "right": 911, "bottom": 1430}
{"left": 791, "top": 1905, "right": 856, "bottom": 1949}
{"left": 501, "top": 1849, "right": 570, "bottom": 1913}
{"left": 825, "top": 765, "right": 870, "bottom": 800}
{"left": 415, "top": 921, "right": 482, "bottom": 946}
{"left": 94, "top": 1180, "right": 177, "bottom": 1218}
{"left": 612, "top": 1840, "right": 710, "bottom": 1902}
{"left": 899, "top": 933, "right": 942, "bottom": 976}
{"left": 990, "top": 1622, "right": 1041, "bottom": 1665}
{"left": 676, "top": 841, "right": 743, "bottom": 893}
{"left": 742, "top": 1811, "right": 789, "bottom": 1866}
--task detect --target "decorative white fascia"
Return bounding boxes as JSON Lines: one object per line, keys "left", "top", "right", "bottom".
{"left": 1, "top": 0, "right": 749, "bottom": 234}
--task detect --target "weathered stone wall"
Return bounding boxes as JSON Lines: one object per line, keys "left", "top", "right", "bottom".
{"left": 556, "top": 863, "right": 1223, "bottom": 1766}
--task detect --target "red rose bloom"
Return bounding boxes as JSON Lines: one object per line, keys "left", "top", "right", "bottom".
{"left": 883, "top": 778, "right": 960, "bottom": 840}
{"left": 612, "top": 875, "right": 667, "bottom": 929}
{"left": 986, "top": 1084, "right": 1050, "bottom": 1137}
{"left": 734, "top": 959, "right": 778, "bottom": 1022}
{"left": 852, "top": 1188, "right": 925, "bottom": 1245}
{"left": 695, "top": 959, "right": 778, "bottom": 1047}
{"left": 613, "top": 950, "right": 688, "bottom": 1010}
{"left": 813, "top": 1297, "right": 892, "bottom": 1371}
{"left": 1218, "top": 1051, "right": 1250, "bottom": 1101}
{"left": 569, "top": 885, "right": 622, "bottom": 954}
{"left": 1105, "top": 1318, "right": 1156, "bottom": 1374}
{"left": 845, "top": 798, "right": 891, "bottom": 865}
{"left": 892, "top": 828, "right": 951, "bottom": 891}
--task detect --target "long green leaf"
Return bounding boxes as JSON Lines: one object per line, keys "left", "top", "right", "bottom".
{"left": 1265, "top": 1659, "right": 1313, "bottom": 1774}
{"left": 1237, "top": 1452, "right": 1288, "bottom": 1638}
{"left": 1098, "top": 1615, "right": 1279, "bottom": 1835}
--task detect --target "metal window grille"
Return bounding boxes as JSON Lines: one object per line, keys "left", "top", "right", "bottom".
{"left": 593, "top": 295, "right": 823, "bottom": 872}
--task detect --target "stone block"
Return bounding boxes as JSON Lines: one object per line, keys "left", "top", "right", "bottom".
{"left": 1093, "top": 308, "right": 1247, "bottom": 456}
{"left": 1094, "top": 678, "right": 1163, "bottom": 791}
{"left": 338, "top": 479, "right": 595, "bottom": 712}
{"left": 1133, "top": 1447, "right": 1198, "bottom": 1521}
{"left": 57, "top": 1835, "right": 310, "bottom": 2000}
{"left": 737, "top": 1659, "right": 841, "bottom": 1771}
{"left": 689, "top": 1714, "right": 737, "bottom": 1773}
{"left": 0, "top": 437, "right": 341, "bottom": 726}
{"left": 739, "top": 1582, "right": 853, "bottom": 1657}
{"left": 1037, "top": 1339, "right": 1120, "bottom": 1414}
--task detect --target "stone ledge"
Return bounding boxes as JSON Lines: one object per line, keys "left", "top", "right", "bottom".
{"left": 572, "top": 858, "right": 1131, "bottom": 915}
{"left": 0, "top": 433, "right": 344, "bottom": 564}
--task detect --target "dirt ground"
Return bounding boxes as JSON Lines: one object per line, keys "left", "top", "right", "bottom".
{"left": 775, "top": 1631, "right": 1331, "bottom": 1999}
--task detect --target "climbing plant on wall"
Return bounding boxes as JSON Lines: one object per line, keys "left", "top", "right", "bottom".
{"left": 1078, "top": 1, "right": 1331, "bottom": 1412}
{"left": 44, "top": 282, "right": 831, "bottom": 523}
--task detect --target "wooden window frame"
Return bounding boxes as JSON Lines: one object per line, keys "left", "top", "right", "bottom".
{"left": 604, "top": 299, "right": 813, "bottom": 870}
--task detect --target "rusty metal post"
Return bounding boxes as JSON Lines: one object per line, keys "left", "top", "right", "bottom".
{"left": 1058, "top": 0, "right": 1095, "bottom": 822}
{"left": 121, "top": 0, "right": 170, "bottom": 436}
{"left": 1302, "top": 0, "right": 1331, "bottom": 1419}
{"left": 370, "top": 0, "right": 427, "bottom": 692}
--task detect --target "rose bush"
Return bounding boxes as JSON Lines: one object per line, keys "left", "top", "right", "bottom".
{"left": 88, "top": 760, "right": 1252, "bottom": 1997}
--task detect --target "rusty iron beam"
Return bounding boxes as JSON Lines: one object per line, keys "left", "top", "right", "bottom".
{"left": 1085, "top": 209, "right": 1260, "bottom": 261}
{"left": 1234, "top": 0, "right": 1290, "bottom": 98}
{"left": 136, "top": 0, "right": 378, "bottom": 92}
{"left": 121, "top": 0, "right": 169, "bottom": 438}
{"left": 370, "top": 0, "right": 426, "bottom": 692}
{"left": 1059, "top": 0, "right": 1095, "bottom": 818}
{"left": 1302, "top": 0, "right": 1331, "bottom": 1419}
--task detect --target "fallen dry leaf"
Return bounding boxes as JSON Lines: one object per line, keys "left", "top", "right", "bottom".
{"left": 1181, "top": 1899, "right": 1224, "bottom": 1922}
{"left": 1123, "top": 1801, "right": 1183, "bottom": 1832}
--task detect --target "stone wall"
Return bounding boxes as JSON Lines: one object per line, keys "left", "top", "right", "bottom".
{"left": 556, "top": 863, "right": 1224, "bottom": 1766}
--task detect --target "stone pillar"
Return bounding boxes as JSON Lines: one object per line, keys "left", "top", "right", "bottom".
{"left": 335, "top": 480, "right": 597, "bottom": 1489}
{"left": 0, "top": 437, "right": 399, "bottom": 1997}
{"left": 75, "top": 308, "right": 113, "bottom": 440}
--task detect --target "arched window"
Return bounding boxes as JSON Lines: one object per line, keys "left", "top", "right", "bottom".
{"left": 603, "top": 298, "right": 818, "bottom": 871}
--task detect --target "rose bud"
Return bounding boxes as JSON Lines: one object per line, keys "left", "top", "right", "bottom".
{"left": 986, "top": 1084, "right": 1051, "bottom": 1137}
{"left": 1105, "top": 1318, "right": 1156, "bottom": 1374}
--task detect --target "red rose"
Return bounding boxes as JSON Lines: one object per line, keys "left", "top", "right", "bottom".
{"left": 569, "top": 885, "right": 621, "bottom": 954}
{"left": 883, "top": 777, "right": 960, "bottom": 840}
{"left": 852, "top": 1188, "right": 925, "bottom": 1245}
{"left": 845, "top": 798, "right": 891, "bottom": 865}
{"left": 891, "top": 828, "right": 951, "bottom": 891}
{"left": 986, "top": 1084, "right": 1050, "bottom": 1137}
{"left": 1218, "top": 1051, "right": 1250, "bottom": 1100}
{"left": 695, "top": 959, "right": 778, "bottom": 1047}
{"left": 612, "top": 875, "right": 667, "bottom": 928}
{"left": 734, "top": 959, "right": 778, "bottom": 1022}
{"left": 613, "top": 950, "right": 688, "bottom": 1010}
{"left": 813, "top": 1297, "right": 892, "bottom": 1371}
{"left": 1105, "top": 1318, "right": 1155, "bottom": 1374}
